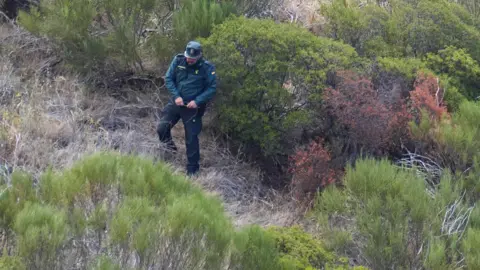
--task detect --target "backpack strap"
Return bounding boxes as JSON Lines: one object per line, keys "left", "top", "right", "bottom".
{"left": 175, "top": 53, "right": 185, "bottom": 64}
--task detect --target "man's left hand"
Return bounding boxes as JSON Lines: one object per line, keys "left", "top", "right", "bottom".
{"left": 186, "top": 101, "right": 198, "bottom": 109}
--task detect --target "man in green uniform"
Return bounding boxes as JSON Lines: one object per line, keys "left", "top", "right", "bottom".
{"left": 157, "top": 41, "right": 217, "bottom": 176}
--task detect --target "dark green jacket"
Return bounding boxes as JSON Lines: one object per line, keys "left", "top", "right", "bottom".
{"left": 165, "top": 54, "right": 217, "bottom": 107}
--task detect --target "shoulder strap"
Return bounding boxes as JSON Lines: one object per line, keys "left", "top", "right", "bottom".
{"left": 175, "top": 53, "right": 185, "bottom": 65}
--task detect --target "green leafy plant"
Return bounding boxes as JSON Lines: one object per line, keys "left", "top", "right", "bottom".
{"left": 425, "top": 46, "right": 480, "bottom": 100}
{"left": 200, "top": 16, "right": 359, "bottom": 159}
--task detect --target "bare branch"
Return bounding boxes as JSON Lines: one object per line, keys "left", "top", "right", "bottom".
{"left": 441, "top": 191, "right": 474, "bottom": 240}
{"left": 395, "top": 149, "right": 443, "bottom": 195}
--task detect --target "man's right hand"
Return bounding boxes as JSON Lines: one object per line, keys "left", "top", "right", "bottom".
{"left": 175, "top": 97, "right": 184, "bottom": 106}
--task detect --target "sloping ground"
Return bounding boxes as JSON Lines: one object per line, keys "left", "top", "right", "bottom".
{"left": 0, "top": 24, "right": 303, "bottom": 228}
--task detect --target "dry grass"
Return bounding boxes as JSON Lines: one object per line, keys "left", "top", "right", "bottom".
{"left": 0, "top": 24, "right": 302, "bottom": 229}
{"left": 277, "top": 0, "right": 322, "bottom": 25}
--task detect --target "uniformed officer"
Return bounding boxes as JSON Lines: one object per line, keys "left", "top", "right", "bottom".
{"left": 157, "top": 41, "right": 217, "bottom": 176}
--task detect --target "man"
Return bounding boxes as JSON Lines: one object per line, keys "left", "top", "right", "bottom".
{"left": 157, "top": 41, "right": 217, "bottom": 176}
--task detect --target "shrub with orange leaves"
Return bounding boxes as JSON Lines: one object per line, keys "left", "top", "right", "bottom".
{"left": 409, "top": 72, "right": 449, "bottom": 122}
{"left": 407, "top": 72, "right": 452, "bottom": 158}
{"left": 289, "top": 137, "right": 339, "bottom": 199}
{"left": 323, "top": 70, "right": 413, "bottom": 157}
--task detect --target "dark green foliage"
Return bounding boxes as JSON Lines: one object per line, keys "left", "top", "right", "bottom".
{"left": 320, "top": 1, "right": 404, "bottom": 58}
{"left": 425, "top": 46, "right": 480, "bottom": 100}
{"left": 200, "top": 16, "right": 359, "bottom": 158}
{"left": 439, "top": 76, "right": 468, "bottom": 112}
{"left": 452, "top": 0, "right": 480, "bottom": 19}
{"left": 435, "top": 101, "right": 480, "bottom": 196}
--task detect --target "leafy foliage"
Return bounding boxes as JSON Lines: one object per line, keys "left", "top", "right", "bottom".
{"left": 409, "top": 99, "right": 480, "bottom": 191}
{"left": 229, "top": 225, "right": 284, "bottom": 270}
{"left": 320, "top": 0, "right": 480, "bottom": 61}
{"left": 425, "top": 46, "right": 480, "bottom": 100}
{"left": 266, "top": 225, "right": 351, "bottom": 269}
{"left": 200, "top": 16, "right": 359, "bottom": 158}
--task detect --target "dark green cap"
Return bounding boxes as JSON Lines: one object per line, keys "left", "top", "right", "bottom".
{"left": 184, "top": 41, "right": 202, "bottom": 59}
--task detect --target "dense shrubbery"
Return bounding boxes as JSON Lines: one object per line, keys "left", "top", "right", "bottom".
{"left": 200, "top": 16, "right": 359, "bottom": 168}
{"left": 5, "top": 0, "right": 480, "bottom": 266}
{"left": 16, "top": 0, "right": 235, "bottom": 80}
{"left": 314, "top": 157, "right": 480, "bottom": 269}
{"left": 0, "top": 152, "right": 359, "bottom": 269}
{"left": 425, "top": 46, "right": 480, "bottom": 101}
{"left": 1, "top": 152, "right": 234, "bottom": 269}
{"left": 320, "top": 0, "right": 480, "bottom": 61}
{"left": 286, "top": 0, "right": 480, "bottom": 200}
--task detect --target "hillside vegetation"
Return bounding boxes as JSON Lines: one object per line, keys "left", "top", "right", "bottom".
{"left": 1, "top": 0, "right": 480, "bottom": 269}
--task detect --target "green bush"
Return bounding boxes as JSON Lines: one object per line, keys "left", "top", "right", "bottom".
{"left": 16, "top": 0, "right": 235, "bottom": 79}
{"left": 376, "top": 57, "right": 426, "bottom": 82}
{"left": 18, "top": 0, "right": 110, "bottom": 74}
{"left": 439, "top": 75, "right": 469, "bottom": 112}
{"left": 171, "top": 0, "right": 236, "bottom": 51}
{"left": 13, "top": 202, "right": 68, "bottom": 269}
{"left": 313, "top": 157, "right": 477, "bottom": 269}
{"left": 320, "top": 0, "right": 480, "bottom": 61}
{"left": 435, "top": 101, "right": 480, "bottom": 193}
{"left": 229, "top": 225, "right": 284, "bottom": 270}
{"left": 266, "top": 225, "right": 351, "bottom": 269}
{"left": 319, "top": 1, "right": 405, "bottom": 58}
{"left": 200, "top": 16, "right": 359, "bottom": 157}
{"left": 3, "top": 151, "right": 347, "bottom": 269}
{"left": 230, "top": 224, "right": 366, "bottom": 270}
{"left": 425, "top": 46, "right": 480, "bottom": 100}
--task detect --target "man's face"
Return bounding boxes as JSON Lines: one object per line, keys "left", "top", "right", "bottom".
{"left": 186, "top": 57, "right": 197, "bottom": 65}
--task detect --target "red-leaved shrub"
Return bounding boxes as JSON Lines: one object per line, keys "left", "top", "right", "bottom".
{"left": 289, "top": 137, "right": 339, "bottom": 199}
{"left": 323, "top": 70, "right": 412, "bottom": 156}
{"left": 409, "top": 72, "right": 448, "bottom": 122}
{"left": 407, "top": 72, "right": 451, "bottom": 158}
